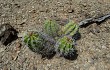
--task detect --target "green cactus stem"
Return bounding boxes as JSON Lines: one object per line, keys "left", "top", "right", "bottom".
{"left": 23, "top": 31, "right": 44, "bottom": 52}
{"left": 44, "top": 20, "right": 59, "bottom": 37}
{"left": 62, "top": 21, "right": 79, "bottom": 37}
{"left": 23, "top": 31, "right": 56, "bottom": 59}
{"left": 55, "top": 36, "right": 76, "bottom": 57}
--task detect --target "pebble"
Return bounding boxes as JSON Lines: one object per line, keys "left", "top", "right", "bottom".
{"left": 101, "top": 45, "right": 107, "bottom": 49}
{"left": 47, "top": 64, "right": 51, "bottom": 67}
{"left": 0, "top": 48, "right": 5, "bottom": 53}
{"left": 89, "top": 66, "right": 96, "bottom": 70}
{"left": 18, "top": 31, "right": 25, "bottom": 38}
{"left": 68, "top": 9, "right": 74, "bottom": 13}
{"left": 106, "top": 54, "right": 110, "bottom": 58}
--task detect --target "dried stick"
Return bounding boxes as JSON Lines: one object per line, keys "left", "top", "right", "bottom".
{"left": 79, "top": 13, "right": 110, "bottom": 27}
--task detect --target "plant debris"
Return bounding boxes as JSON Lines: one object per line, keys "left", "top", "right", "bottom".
{"left": 79, "top": 13, "right": 110, "bottom": 27}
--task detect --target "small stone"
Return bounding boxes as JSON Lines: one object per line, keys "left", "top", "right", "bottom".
{"left": 0, "top": 48, "right": 5, "bottom": 53}
{"left": 89, "top": 66, "right": 96, "bottom": 70}
{"left": 68, "top": 9, "right": 74, "bottom": 13}
{"left": 18, "top": 33, "right": 23, "bottom": 38}
{"left": 32, "top": 6, "right": 35, "bottom": 8}
{"left": 101, "top": 45, "right": 106, "bottom": 49}
{"left": 1, "top": 14, "right": 6, "bottom": 17}
{"left": 13, "top": 54, "right": 18, "bottom": 61}
{"left": 47, "top": 64, "right": 51, "bottom": 67}
{"left": 45, "top": 66, "right": 49, "bottom": 70}
{"left": 13, "top": 42, "right": 21, "bottom": 54}
{"left": 106, "top": 54, "right": 110, "bottom": 58}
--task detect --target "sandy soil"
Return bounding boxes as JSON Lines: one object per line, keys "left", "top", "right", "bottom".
{"left": 0, "top": 0, "right": 110, "bottom": 70}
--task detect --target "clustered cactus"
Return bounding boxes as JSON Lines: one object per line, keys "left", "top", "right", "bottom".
{"left": 54, "top": 21, "right": 79, "bottom": 58}
{"left": 23, "top": 20, "right": 79, "bottom": 59}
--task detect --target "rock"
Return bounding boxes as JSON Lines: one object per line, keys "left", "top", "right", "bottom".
{"left": 14, "top": 42, "right": 21, "bottom": 53}
{"left": 0, "top": 24, "right": 18, "bottom": 46}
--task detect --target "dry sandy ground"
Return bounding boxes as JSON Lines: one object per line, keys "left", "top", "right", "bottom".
{"left": 0, "top": 0, "right": 110, "bottom": 70}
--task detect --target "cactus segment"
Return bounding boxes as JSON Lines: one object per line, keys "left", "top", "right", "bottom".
{"left": 69, "top": 24, "right": 79, "bottom": 36}
{"left": 44, "top": 20, "right": 59, "bottom": 37}
{"left": 64, "top": 23, "right": 76, "bottom": 35}
{"left": 62, "top": 21, "right": 79, "bottom": 36}
{"left": 55, "top": 36, "right": 76, "bottom": 57}
{"left": 23, "top": 32, "right": 44, "bottom": 52}
{"left": 63, "top": 21, "right": 74, "bottom": 31}
{"left": 23, "top": 31, "right": 56, "bottom": 59}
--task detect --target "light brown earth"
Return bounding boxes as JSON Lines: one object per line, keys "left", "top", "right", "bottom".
{"left": 0, "top": 0, "right": 110, "bottom": 70}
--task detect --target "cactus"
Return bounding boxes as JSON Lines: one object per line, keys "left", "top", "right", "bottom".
{"left": 44, "top": 20, "right": 59, "bottom": 37}
{"left": 55, "top": 36, "right": 76, "bottom": 57}
{"left": 23, "top": 31, "right": 56, "bottom": 59}
{"left": 23, "top": 20, "right": 79, "bottom": 59}
{"left": 23, "top": 31, "right": 44, "bottom": 53}
{"left": 62, "top": 21, "right": 79, "bottom": 37}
